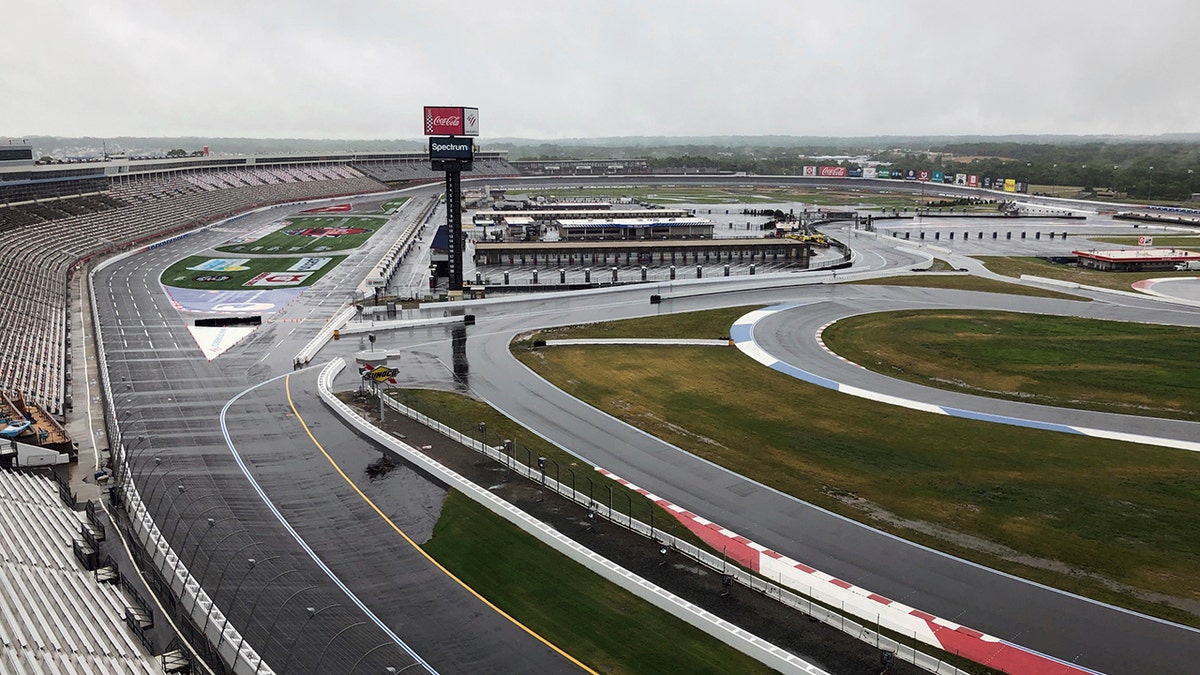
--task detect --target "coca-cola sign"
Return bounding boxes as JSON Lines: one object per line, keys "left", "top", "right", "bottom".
{"left": 819, "top": 166, "right": 847, "bottom": 177}
{"left": 424, "top": 106, "right": 480, "bottom": 136}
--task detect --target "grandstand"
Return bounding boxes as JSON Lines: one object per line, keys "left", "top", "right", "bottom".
{"left": 0, "top": 470, "right": 159, "bottom": 673}
{"left": 0, "top": 149, "right": 515, "bottom": 424}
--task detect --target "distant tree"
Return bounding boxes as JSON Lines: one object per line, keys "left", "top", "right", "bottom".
{"left": 166, "top": 148, "right": 188, "bottom": 158}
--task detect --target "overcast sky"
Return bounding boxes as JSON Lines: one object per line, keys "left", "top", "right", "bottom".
{"left": 4, "top": 1, "right": 1198, "bottom": 140}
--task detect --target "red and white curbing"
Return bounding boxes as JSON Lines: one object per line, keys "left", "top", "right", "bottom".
{"left": 813, "top": 320, "right": 866, "bottom": 370}
{"left": 597, "top": 467, "right": 1099, "bottom": 675}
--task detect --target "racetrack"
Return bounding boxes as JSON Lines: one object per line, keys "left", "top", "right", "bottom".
{"left": 96, "top": 177, "right": 1200, "bottom": 674}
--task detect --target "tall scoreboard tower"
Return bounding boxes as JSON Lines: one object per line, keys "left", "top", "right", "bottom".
{"left": 423, "top": 106, "right": 479, "bottom": 294}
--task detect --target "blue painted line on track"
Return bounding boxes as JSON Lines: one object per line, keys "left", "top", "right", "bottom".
{"left": 941, "top": 407, "right": 1083, "bottom": 435}
{"left": 768, "top": 359, "right": 843, "bottom": 391}
{"left": 728, "top": 323, "right": 755, "bottom": 343}
{"left": 219, "top": 370, "right": 437, "bottom": 674}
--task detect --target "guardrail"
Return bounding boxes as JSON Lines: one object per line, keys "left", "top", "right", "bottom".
{"left": 319, "top": 358, "right": 828, "bottom": 675}
{"left": 92, "top": 242, "right": 270, "bottom": 675}
{"left": 327, "top": 360, "right": 968, "bottom": 675}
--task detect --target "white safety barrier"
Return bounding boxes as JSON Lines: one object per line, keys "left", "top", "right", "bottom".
{"left": 318, "top": 358, "right": 827, "bottom": 675}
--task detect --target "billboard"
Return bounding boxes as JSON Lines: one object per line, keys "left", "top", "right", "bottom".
{"left": 982, "top": 176, "right": 993, "bottom": 189}
{"left": 918, "top": 170, "right": 931, "bottom": 182}
{"left": 848, "top": 168, "right": 863, "bottom": 178}
{"left": 820, "top": 166, "right": 848, "bottom": 177}
{"left": 423, "top": 106, "right": 479, "bottom": 136}
{"left": 863, "top": 167, "right": 878, "bottom": 179}
{"left": 429, "top": 136, "right": 475, "bottom": 160}
{"left": 931, "top": 171, "right": 944, "bottom": 183}
{"left": 955, "top": 173, "right": 967, "bottom": 185}
{"left": 1004, "top": 178, "right": 1017, "bottom": 192}
{"left": 905, "top": 169, "right": 917, "bottom": 180}
{"left": 1016, "top": 181, "right": 1029, "bottom": 193}
{"left": 892, "top": 170, "right": 903, "bottom": 179}
{"left": 803, "top": 166, "right": 817, "bottom": 176}
{"left": 967, "top": 175, "right": 979, "bottom": 187}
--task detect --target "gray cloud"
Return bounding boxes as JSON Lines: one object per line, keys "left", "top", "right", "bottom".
{"left": 3, "top": 0, "right": 1197, "bottom": 139}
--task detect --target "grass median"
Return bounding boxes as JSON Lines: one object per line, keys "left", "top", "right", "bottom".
{"left": 821, "top": 309, "right": 1200, "bottom": 421}
{"left": 423, "top": 491, "right": 775, "bottom": 675}
{"left": 516, "top": 308, "right": 1200, "bottom": 625}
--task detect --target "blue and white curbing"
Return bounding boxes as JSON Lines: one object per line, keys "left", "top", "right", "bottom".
{"left": 733, "top": 304, "right": 1200, "bottom": 452}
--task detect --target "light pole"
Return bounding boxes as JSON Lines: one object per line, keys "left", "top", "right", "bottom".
{"left": 235, "top": 568, "right": 301, "bottom": 659}
{"left": 164, "top": 498, "right": 224, "bottom": 549}
{"left": 1148, "top": 166, "right": 1154, "bottom": 201}
{"left": 280, "top": 604, "right": 341, "bottom": 674}
{"left": 348, "top": 642, "right": 402, "bottom": 675}
{"left": 202, "top": 541, "right": 264, "bottom": 635}
{"left": 188, "top": 528, "right": 249, "bottom": 613}
{"left": 217, "top": 555, "right": 282, "bottom": 651}
{"left": 255, "top": 583, "right": 318, "bottom": 674}
{"left": 315, "top": 621, "right": 368, "bottom": 673}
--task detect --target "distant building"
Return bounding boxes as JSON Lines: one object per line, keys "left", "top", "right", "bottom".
{"left": 555, "top": 217, "right": 713, "bottom": 241}
{"left": 1073, "top": 247, "right": 1200, "bottom": 272}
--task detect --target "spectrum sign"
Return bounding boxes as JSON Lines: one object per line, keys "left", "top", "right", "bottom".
{"left": 423, "top": 106, "right": 479, "bottom": 136}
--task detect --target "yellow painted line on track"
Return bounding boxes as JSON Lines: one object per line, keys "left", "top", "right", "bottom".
{"left": 284, "top": 375, "right": 597, "bottom": 675}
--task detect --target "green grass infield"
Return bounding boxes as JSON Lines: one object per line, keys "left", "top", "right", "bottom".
{"left": 160, "top": 254, "right": 346, "bottom": 291}
{"left": 423, "top": 491, "right": 775, "bottom": 675}
{"left": 516, "top": 307, "right": 1200, "bottom": 625}
{"left": 214, "top": 215, "right": 387, "bottom": 254}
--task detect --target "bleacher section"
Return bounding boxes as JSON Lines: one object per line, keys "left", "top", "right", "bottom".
{"left": 353, "top": 157, "right": 516, "bottom": 184}
{"left": 0, "top": 171, "right": 388, "bottom": 416}
{"left": 0, "top": 470, "right": 158, "bottom": 673}
{"left": 0, "top": 194, "right": 127, "bottom": 232}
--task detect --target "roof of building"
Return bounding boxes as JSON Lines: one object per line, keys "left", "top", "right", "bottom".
{"left": 555, "top": 217, "right": 711, "bottom": 229}
{"left": 1073, "top": 248, "right": 1200, "bottom": 262}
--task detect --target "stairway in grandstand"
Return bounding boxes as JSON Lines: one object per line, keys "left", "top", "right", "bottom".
{"left": 0, "top": 470, "right": 162, "bottom": 673}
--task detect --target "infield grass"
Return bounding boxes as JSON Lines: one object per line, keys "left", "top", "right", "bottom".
{"left": 821, "top": 310, "right": 1200, "bottom": 421}
{"left": 516, "top": 308, "right": 1200, "bottom": 624}
{"left": 160, "top": 255, "right": 346, "bottom": 290}
{"left": 214, "top": 215, "right": 386, "bottom": 253}
{"left": 850, "top": 273, "right": 1091, "bottom": 300}
{"left": 384, "top": 388, "right": 705, "bottom": 546}
{"left": 423, "top": 491, "right": 775, "bottom": 675}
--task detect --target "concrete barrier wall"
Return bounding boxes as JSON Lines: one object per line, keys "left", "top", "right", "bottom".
{"left": 318, "top": 358, "right": 827, "bottom": 675}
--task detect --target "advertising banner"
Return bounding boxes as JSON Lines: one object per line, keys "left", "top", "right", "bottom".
{"left": 188, "top": 258, "right": 250, "bottom": 272}
{"left": 956, "top": 173, "right": 967, "bottom": 185}
{"left": 848, "top": 168, "right": 862, "bottom": 177}
{"left": 820, "top": 166, "right": 848, "bottom": 177}
{"left": 1016, "top": 181, "right": 1029, "bottom": 193}
{"left": 892, "top": 170, "right": 903, "bottom": 179}
{"left": 931, "top": 171, "right": 944, "bottom": 183}
{"left": 428, "top": 136, "right": 475, "bottom": 160}
{"left": 803, "top": 166, "right": 817, "bottom": 176}
{"left": 863, "top": 167, "right": 878, "bottom": 179}
{"left": 967, "top": 175, "right": 979, "bottom": 187}
{"left": 1004, "top": 178, "right": 1017, "bottom": 192}
{"left": 905, "top": 169, "right": 917, "bottom": 180}
{"left": 423, "top": 106, "right": 480, "bottom": 136}
{"left": 1138, "top": 236, "right": 1154, "bottom": 246}
{"left": 982, "top": 176, "right": 993, "bottom": 189}
{"left": 918, "top": 170, "right": 931, "bottom": 182}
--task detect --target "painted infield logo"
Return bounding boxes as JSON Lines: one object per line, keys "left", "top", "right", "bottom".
{"left": 192, "top": 274, "right": 231, "bottom": 283}
{"left": 282, "top": 227, "right": 370, "bottom": 238}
